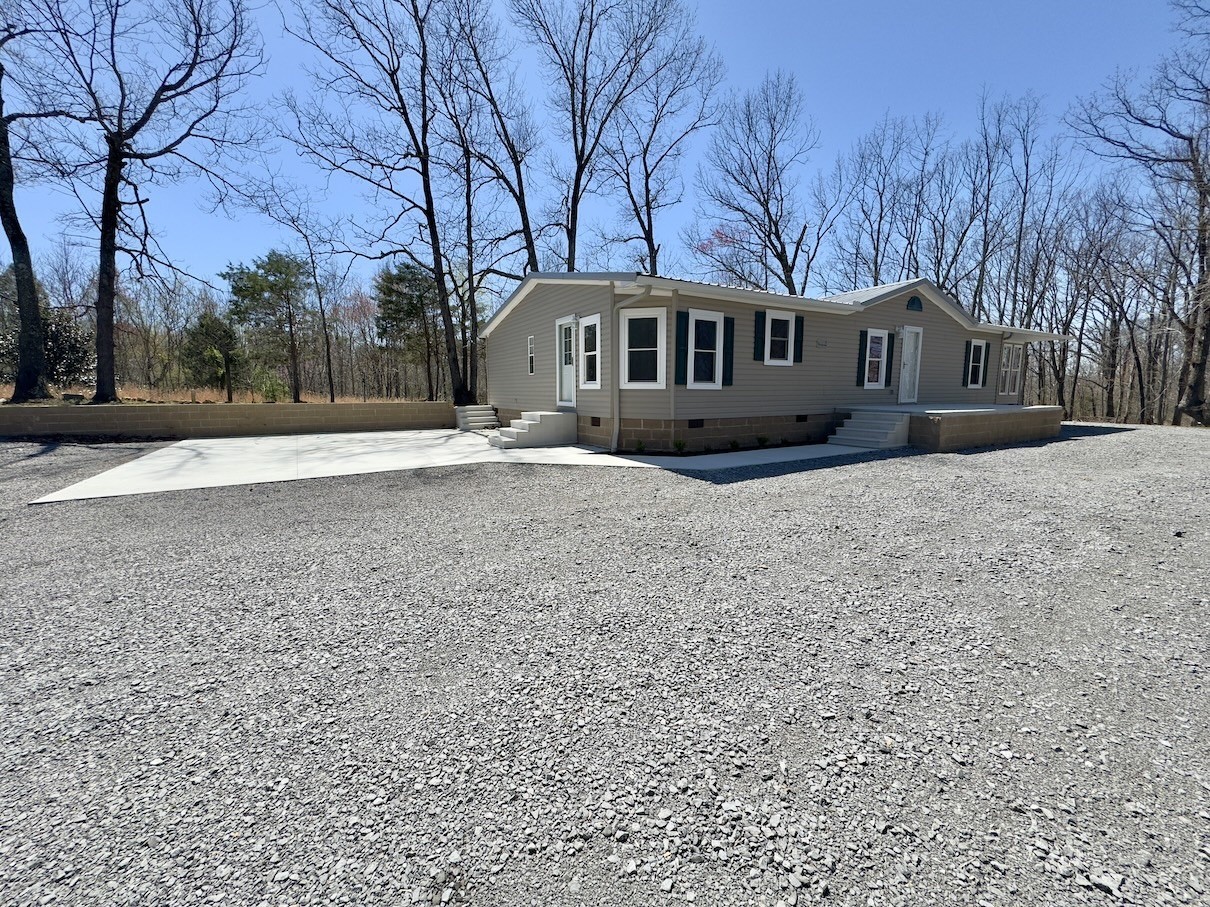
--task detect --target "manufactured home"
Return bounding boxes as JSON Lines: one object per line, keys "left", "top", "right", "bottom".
{"left": 478, "top": 274, "right": 1067, "bottom": 453}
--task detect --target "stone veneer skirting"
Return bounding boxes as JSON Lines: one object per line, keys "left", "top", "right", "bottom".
{"left": 908, "top": 406, "right": 1062, "bottom": 452}
{"left": 0, "top": 401, "right": 455, "bottom": 440}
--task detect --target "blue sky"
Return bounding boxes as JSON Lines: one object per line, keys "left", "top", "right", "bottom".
{"left": 14, "top": 0, "right": 1177, "bottom": 290}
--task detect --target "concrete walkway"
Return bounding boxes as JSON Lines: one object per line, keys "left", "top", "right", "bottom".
{"left": 31, "top": 429, "right": 869, "bottom": 503}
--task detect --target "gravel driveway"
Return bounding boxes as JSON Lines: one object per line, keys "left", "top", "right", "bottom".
{"left": 1, "top": 425, "right": 1206, "bottom": 907}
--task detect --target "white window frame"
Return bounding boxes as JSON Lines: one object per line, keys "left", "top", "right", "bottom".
{"left": 764, "top": 309, "right": 795, "bottom": 366}
{"left": 619, "top": 307, "right": 667, "bottom": 390}
{"left": 998, "top": 343, "right": 1023, "bottom": 396}
{"left": 527, "top": 335, "right": 535, "bottom": 376}
{"left": 863, "top": 328, "right": 889, "bottom": 389}
{"left": 687, "top": 308, "right": 724, "bottom": 390}
{"left": 578, "top": 313, "right": 601, "bottom": 390}
{"left": 967, "top": 340, "right": 988, "bottom": 389}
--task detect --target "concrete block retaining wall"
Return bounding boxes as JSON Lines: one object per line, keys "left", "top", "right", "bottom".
{"left": 0, "top": 402, "right": 455, "bottom": 440}
{"left": 908, "top": 406, "right": 1063, "bottom": 452}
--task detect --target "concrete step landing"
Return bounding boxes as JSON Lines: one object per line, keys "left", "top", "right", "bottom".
{"left": 827, "top": 411, "right": 910, "bottom": 450}
{"left": 489, "top": 411, "right": 577, "bottom": 448}
{"left": 456, "top": 404, "right": 499, "bottom": 431}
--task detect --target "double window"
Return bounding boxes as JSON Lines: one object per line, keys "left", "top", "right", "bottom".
{"left": 863, "top": 329, "right": 889, "bottom": 388}
{"left": 998, "top": 344, "right": 1023, "bottom": 396}
{"left": 687, "top": 309, "right": 723, "bottom": 389}
{"left": 579, "top": 314, "right": 601, "bottom": 389}
{"left": 621, "top": 308, "right": 666, "bottom": 389}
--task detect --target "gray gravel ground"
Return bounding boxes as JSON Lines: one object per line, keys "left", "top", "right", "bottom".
{"left": 1, "top": 425, "right": 1207, "bottom": 907}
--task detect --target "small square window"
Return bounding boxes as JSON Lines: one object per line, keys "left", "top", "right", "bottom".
{"left": 763, "top": 310, "right": 795, "bottom": 366}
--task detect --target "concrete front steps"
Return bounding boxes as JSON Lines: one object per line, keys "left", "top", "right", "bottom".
{"left": 489, "top": 411, "right": 578, "bottom": 449}
{"left": 455, "top": 404, "right": 499, "bottom": 431}
{"left": 827, "top": 411, "right": 910, "bottom": 450}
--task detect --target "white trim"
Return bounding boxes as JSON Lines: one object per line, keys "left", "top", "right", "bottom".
{"left": 619, "top": 307, "right": 666, "bottom": 390}
{"left": 998, "top": 343, "right": 1023, "bottom": 396}
{"left": 481, "top": 273, "right": 1073, "bottom": 342}
{"left": 863, "top": 329, "right": 889, "bottom": 389}
{"left": 578, "top": 313, "right": 601, "bottom": 390}
{"left": 555, "top": 315, "right": 576, "bottom": 407}
{"left": 763, "top": 309, "right": 795, "bottom": 366}
{"left": 527, "top": 335, "right": 534, "bottom": 376}
{"left": 898, "top": 326, "right": 922, "bottom": 404}
{"left": 687, "top": 308, "right": 724, "bottom": 389}
{"left": 966, "top": 340, "right": 990, "bottom": 389}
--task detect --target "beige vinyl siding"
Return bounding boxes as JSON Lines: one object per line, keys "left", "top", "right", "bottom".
{"left": 669, "top": 289, "right": 1000, "bottom": 419}
{"left": 485, "top": 284, "right": 614, "bottom": 416}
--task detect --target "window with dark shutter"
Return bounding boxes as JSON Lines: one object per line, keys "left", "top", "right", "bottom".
{"left": 763, "top": 310, "right": 795, "bottom": 365}
{"left": 722, "top": 317, "right": 735, "bottom": 386}
{"left": 687, "top": 309, "right": 724, "bottom": 389}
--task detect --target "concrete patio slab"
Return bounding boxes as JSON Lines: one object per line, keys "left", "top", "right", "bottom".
{"left": 30, "top": 429, "right": 869, "bottom": 503}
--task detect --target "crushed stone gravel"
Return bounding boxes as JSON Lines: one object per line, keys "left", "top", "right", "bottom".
{"left": 1, "top": 424, "right": 1207, "bottom": 907}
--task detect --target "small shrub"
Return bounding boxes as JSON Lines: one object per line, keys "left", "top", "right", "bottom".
{"left": 781, "top": 437, "right": 790, "bottom": 446}
{"left": 757, "top": 435, "right": 769, "bottom": 447}
{"left": 729, "top": 439, "right": 740, "bottom": 450}
{"left": 704, "top": 444, "right": 714, "bottom": 453}
{"left": 634, "top": 439, "right": 645, "bottom": 452}
{"left": 673, "top": 439, "right": 686, "bottom": 453}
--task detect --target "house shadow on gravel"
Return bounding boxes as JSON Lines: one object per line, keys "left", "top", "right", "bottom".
{"left": 672, "top": 423, "right": 1136, "bottom": 485}
{"left": 666, "top": 447, "right": 928, "bottom": 485}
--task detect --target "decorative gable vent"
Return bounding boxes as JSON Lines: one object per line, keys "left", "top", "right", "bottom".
{"left": 906, "top": 295, "right": 923, "bottom": 312}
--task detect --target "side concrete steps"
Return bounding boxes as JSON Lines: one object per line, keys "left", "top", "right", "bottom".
{"left": 827, "top": 411, "right": 910, "bottom": 450}
{"left": 455, "top": 404, "right": 499, "bottom": 431}
{"left": 488, "top": 411, "right": 578, "bottom": 449}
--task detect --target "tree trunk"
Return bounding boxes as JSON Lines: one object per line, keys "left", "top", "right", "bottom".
{"left": 421, "top": 312, "right": 434, "bottom": 401}
{"left": 1175, "top": 301, "right": 1210, "bottom": 425}
{"left": 285, "top": 299, "right": 302, "bottom": 403}
{"left": 318, "top": 296, "right": 336, "bottom": 403}
{"left": 91, "top": 141, "right": 124, "bottom": 404}
{"left": 0, "top": 107, "right": 51, "bottom": 403}
{"left": 223, "top": 351, "right": 234, "bottom": 403}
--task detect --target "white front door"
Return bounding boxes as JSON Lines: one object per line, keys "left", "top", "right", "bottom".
{"left": 898, "top": 326, "right": 922, "bottom": 404}
{"left": 556, "top": 317, "right": 576, "bottom": 406}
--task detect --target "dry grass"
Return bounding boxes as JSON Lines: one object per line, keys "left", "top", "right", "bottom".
{"left": 0, "top": 383, "right": 433, "bottom": 405}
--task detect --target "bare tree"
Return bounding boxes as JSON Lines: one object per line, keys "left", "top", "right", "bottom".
{"left": 29, "top": 0, "right": 262, "bottom": 403}
{"left": 599, "top": 7, "right": 722, "bottom": 274}
{"left": 1070, "top": 0, "right": 1210, "bottom": 424}
{"left": 284, "top": 0, "right": 475, "bottom": 403}
{"left": 689, "top": 71, "right": 822, "bottom": 295}
{"left": 510, "top": 0, "right": 678, "bottom": 271}
{"left": 444, "top": 0, "right": 544, "bottom": 276}
{"left": 0, "top": 6, "right": 80, "bottom": 401}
